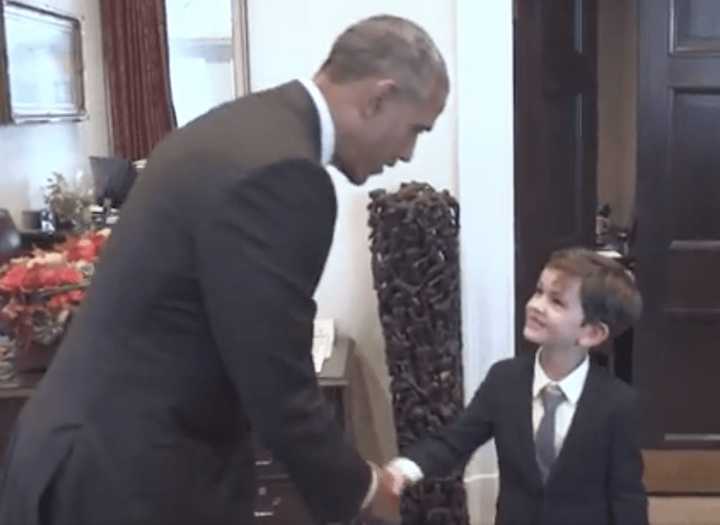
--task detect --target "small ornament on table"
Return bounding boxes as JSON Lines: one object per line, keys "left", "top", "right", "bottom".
{"left": 44, "top": 171, "right": 94, "bottom": 233}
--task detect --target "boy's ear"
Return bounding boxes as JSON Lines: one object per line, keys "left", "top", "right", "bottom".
{"left": 579, "top": 321, "right": 610, "bottom": 348}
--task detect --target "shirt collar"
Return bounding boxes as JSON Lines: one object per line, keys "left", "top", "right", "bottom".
{"left": 298, "top": 78, "right": 335, "bottom": 166}
{"left": 532, "top": 348, "right": 589, "bottom": 405}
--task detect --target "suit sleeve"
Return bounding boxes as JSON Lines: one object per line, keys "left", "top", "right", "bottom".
{"left": 403, "top": 362, "right": 499, "bottom": 477}
{"left": 608, "top": 390, "right": 649, "bottom": 525}
{"left": 192, "top": 158, "right": 371, "bottom": 522}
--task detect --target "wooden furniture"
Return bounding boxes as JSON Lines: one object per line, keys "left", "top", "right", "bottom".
{"left": 0, "top": 339, "right": 355, "bottom": 525}
{"left": 0, "top": 372, "right": 41, "bottom": 456}
{"left": 253, "top": 336, "right": 355, "bottom": 524}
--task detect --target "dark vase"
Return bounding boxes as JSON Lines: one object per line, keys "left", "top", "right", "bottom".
{"left": 12, "top": 318, "right": 62, "bottom": 374}
{"left": 14, "top": 340, "right": 58, "bottom": 373}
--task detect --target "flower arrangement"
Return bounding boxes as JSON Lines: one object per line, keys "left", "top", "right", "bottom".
{"left": 0, "top": 229, "right": 110, "bottom": 364}
{"left": 44, "top": 172, "right": 94, "bottom": 232}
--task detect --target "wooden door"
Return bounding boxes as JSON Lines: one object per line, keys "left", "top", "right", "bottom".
{"left": 514, "top": 0, "right": 598, "bottom": 354}
{"left": 635, "top": 0, "right": 720, "bottom": 454}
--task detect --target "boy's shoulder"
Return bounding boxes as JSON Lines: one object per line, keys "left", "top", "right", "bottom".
{"left": 487, "top": 353, "right": 535, "bottom": 378}
{"left": 589, "top": 362, "right": 636, "bottom": 394}
{"left": 486, "top": 354, "right": 638, "bottom": 395}
{"left": 588, "top": 362, "right": 640, "bottom": 410}
{"left": 490, "top": 355, "right": 639, "bottom": 400}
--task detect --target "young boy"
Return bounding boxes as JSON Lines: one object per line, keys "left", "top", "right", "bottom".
{"left": 386, "top": 247, "right": 648, "bottom": 525}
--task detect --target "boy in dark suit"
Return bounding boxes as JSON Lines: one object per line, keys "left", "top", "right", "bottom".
{"left": 386, "top": 247, "right": 648, "bottom": 525}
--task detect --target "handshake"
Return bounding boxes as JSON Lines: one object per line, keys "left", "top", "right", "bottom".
{"left": 364, "top": 461, "right": 414, "bottom": 522}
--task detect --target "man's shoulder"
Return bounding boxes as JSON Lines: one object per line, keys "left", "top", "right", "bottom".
{"left": 147, "top": 81, "right": 318, "bottom": 172}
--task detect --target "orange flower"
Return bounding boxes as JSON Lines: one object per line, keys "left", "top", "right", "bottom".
{"left": 0, "top": 229, "right": 108, "bottom": 344}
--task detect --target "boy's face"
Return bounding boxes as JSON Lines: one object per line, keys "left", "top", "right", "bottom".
{"left": 523, "top": 267, "right": 590, "bottom": 349}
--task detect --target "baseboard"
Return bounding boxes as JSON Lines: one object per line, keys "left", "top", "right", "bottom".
{"left": 464, "top": 473, "right": 498, "bottom": 525}
{"left": 643, "top": 450, "right": 720, "bottom": 494}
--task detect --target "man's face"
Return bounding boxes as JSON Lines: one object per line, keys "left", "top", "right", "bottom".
{"left": 334, "top": 79, "right": 447, "bottom": 185}
{"left": 523, "top": 267, "right": 588, "bottom": 350}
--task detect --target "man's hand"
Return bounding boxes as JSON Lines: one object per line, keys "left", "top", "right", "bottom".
{"left": 365, "top": 464, "right": 401, "bottom": 522}
{"left": 383, "top": 464, "right": 410, "bottom": 496}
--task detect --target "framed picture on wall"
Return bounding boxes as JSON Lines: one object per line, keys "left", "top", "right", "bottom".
{"left": 0, "top": 1, "right": 85, "bottom": 124}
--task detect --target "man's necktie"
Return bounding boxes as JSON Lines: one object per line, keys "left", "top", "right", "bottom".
{"left": 535, "top": 384, "right": 565, "bottom": 483}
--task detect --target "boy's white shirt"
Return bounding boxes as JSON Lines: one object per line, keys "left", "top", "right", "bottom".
{"left": 532, "top": 347, "right": 589, "bottom": 453}
{"left": 388, "top": 347, "right": 590, "bottom": 486}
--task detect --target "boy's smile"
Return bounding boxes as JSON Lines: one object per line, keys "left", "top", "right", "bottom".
{"left": 523, "top": 267, "right": 587, "bottom": 350}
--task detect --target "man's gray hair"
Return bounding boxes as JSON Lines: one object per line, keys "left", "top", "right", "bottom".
{"left": 319, "top": 15, "right": 448, "bottom": 101}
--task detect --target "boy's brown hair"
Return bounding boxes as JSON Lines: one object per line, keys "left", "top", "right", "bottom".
{"left": 546, "top": 247, "right": 642, "bottom": 337}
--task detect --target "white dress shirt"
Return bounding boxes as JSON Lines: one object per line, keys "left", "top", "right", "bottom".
{"left": 297, "top": 78, "right": 335, "bottom": 166}
{"left": 532, "top": 348, "right": 589, "bottom": 454}
{"left": 389, "top": 349, "right": 590, "bottom": 485}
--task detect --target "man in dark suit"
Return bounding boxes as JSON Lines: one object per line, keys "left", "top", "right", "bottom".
{"left": 0, "top": 15, "right": 448, "bottom": 525}
{"left": 385, "top": 248, "right": 648, "bottom": 525}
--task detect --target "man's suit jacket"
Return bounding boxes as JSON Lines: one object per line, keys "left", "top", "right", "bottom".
{"left": 404, "top": 352, "right": 648, "bottom": 525}
{"left": 0, "top": 82, "right": 371, "bottom": 525}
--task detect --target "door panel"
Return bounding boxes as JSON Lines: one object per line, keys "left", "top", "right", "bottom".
{"left": 636, "top": 0, "right": 720, "bottom": 450}
{"left": 669, "top": 92, "right": 720, "bottom": 239}
{"left": 672, "top": 0, "right": 720, "bottom": 54}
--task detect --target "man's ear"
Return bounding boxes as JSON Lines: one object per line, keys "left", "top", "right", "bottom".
{"left": 579, "top": 321, "right": 609, "bottom": 348}
{"left": 363, "top": 78, "right": 398, "bottom": 117}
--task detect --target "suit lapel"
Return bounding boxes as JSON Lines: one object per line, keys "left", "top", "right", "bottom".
{"left": 514, "top": 354, "right": 544, "bottom": 488}
{"left": 546, "top": 364, "right": 605, "bottom": 484}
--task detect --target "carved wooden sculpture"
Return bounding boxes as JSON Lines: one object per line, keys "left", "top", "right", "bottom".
{"left": 368, "top": 182, "right": 469, "bottom": 525}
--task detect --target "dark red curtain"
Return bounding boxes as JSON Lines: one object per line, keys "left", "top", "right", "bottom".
{"left": 100, "top": 0, "right": 176, "bottom": 161}
{"left": 0, "top": 2, "right": 10, "bottom": 124}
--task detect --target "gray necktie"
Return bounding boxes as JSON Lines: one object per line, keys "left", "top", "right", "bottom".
{"left": 535, "top": 384, "right": 565, "bottom": 483}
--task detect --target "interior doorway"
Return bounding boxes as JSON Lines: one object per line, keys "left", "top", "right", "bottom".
{"left": 515, "top": 0, "right": 720, "bottom": 495}
{"left": 513, "top": 0, "right": 597, "bottom": 357}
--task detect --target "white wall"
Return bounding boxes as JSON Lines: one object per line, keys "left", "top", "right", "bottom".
{"left": 0, "top": 0, "right": 110, "bottom": 224}
{"left": 247, "top": 2, "right": 514, "bottom": 523}
{"left": 456, "top": 2, "right": 515, "bottom": 523}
